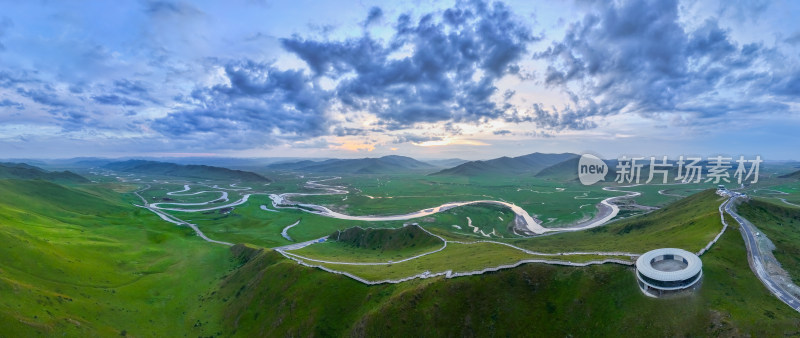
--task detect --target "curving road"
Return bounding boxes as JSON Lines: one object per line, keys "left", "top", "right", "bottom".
{"left": 722, "top": 192, "right": 800, "bottom": 313}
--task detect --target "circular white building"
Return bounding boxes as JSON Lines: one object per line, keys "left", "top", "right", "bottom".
{"left": 635, "top": 248, "right": 702, "bottom": 296}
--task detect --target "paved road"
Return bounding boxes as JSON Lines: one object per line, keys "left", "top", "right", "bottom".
{"left": 724, "top": 194, "right": 800, "bottom": 313}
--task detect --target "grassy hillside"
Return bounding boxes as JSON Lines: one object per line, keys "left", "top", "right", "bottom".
{"left": 103, "top": 160, "right": 270, "bottom": 182}
{"left": 0, "top": 179, "right": 233, "bottom": 335}
{"left": 213, "top": 224, "right": 800, "bottom": 336}
{"left": 779, "top": 169, "right": 800, "bottom": 179}
{"left": 0, "top": 163, "right": 88, "bottom": 183}
{"left": 291, "top": 225, "right": 445, "bottom": 263}
{"left": 330, "top": 224, "right": 441, "bottom": 250}
{"left": 736, "top": 198, "right": 800, "bottom": 283}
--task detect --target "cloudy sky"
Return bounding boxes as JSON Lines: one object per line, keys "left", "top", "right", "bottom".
{"left": 1, "top": 0, "right": 799, "bottom": 160}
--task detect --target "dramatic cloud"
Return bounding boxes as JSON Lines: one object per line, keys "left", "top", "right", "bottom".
{"left": 153, "top": 60, "right": 332, "bottom": 149}
{"left": 0, "top": 99, "right": 22, "bottom": 109}
{"left": 281, "top": 0, "right": 537, "bottom": 128}
{"left": 532, "top": 0, "right": 797, "bottom": 130}
{"left": 363, "top": 7, "right": 384, "bottom": 28}
{"left": 16, "top": 87, "right": 70, "bottom": 108}
{"left": 0, "top": 0, "right": 798, "bottom": 158}
{"left": 92, "top": 94, "right": 144, "bottom": 107}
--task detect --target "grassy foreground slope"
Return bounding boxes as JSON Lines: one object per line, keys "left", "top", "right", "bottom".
{"left": 216, "top": 220, "right": 799, "bottom": 336}
{"left": 0, "top": 179, "right": 233, "bottom": 336}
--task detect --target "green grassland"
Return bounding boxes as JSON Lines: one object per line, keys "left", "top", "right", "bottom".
{"left": 289, "top": 174, "right": 622, "bottom": 225}
{"left": 604, "top": 183, "right": 706, "bottom": 206}
{"left": 213, "top": 223, "right": 800, "bottom": 336}
{"left": 286, "top": 174, "right": 722, "bottom": 228}
{"left": 739, "top": 175, "right": 800, "bottom": 204}
{"left": 4, "top": 168, "right": 800, "bottom": 336}
{"left": 167, "top": 193, "right": 416, "bottom": 248}
{"left": 736, "top": 198, "right": 800, "bottom": 284}
{"left": 308, "top": 241, "right": 633, "bottom": 281}
{"left": 285, "top": 189, "right": 725, "bottom": 281}
{"left": 429, "top": 204, "right": 519, "bottom": 237}
{"left": 0, "top": 179, "right": 234, "bottom": 336}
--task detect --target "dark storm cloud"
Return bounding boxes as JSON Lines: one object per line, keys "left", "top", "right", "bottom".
{"left": 92, "top": 94, "right": 144, "bottom": 107}
{"left": 280, "top": 0, "right": 537, "bottom": 128}
{"left": 765, "top": 70, "right": 800, "bottom": 97}
{"left": 0, "top": 98, "right": 22, "bottom": 109}
{"left": 113, "top": 80, "right": 149, "bottom": 96}
{"left": 531, "top": 0, "right": 795, "bottom": 130}
{"left": 111, "top": 79, "right": 160, "bottom": 104}
{"left": 0, "top": 70, "right": 39, "bottom": 88}
{"left": 526, "top": 103, "right": 597, "bottom": 131}
{"left": 363, "top": 7, "right": 384, "bottom": 28}
{"left": 16, "top": 87, "right": 70, "bottom": 107}
{"left": 50, "top": 110, "right": 93, "bottom": 132}
{"left": 333, "top": 126, "right": 368, "bottom": 136}
{"left": 145, "top": 1, "right": 202, "bottom": 17}
{"left": 153, "top": 60, "right": 331, "bottom": 149}
{"left": 785, "top": 32, "right": 800, "bottom": 46}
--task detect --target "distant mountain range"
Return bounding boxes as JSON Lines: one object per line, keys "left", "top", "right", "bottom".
{"left": 103, "top": 160, "right": 270, "bottom": 182}
{"left": 424, "top": 158, "right": 470, "bottom": 168}
{"left": 267, "top": 155, "right": 435, "bottom": 174}
{"left": 533, "top": 157, "right": 616, "bottom": 181}
{"left": 0, "top": 162, "right": 89, "bottom": 183}
{"left": 430, "top": 152, "right": 579, "bottom": 176}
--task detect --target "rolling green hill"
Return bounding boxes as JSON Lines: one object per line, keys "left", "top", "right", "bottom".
{"left": 291, "top": 225, "right": 445, "bottom": 263}
{"left": 330, "top": 224, "right": 442, "bottom": 251}
{"left": 0, "top": 179, "right": 233, "bottom": 335}
{"left": 779, "top": 169, "right": 800, "bottom": 179}
{"left": 431, "top": 152, "right": 578, "bottom": 177}
{"left": 103, "top": 160, "right": 270, "bottom": 182}
{"left": 268, "top": 155, "right": 435, "bottom": 174}
{"left": 0, "top": 162, "right": 88, "bottom": 183}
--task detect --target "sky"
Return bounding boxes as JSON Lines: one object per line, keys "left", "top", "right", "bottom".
{"left": 0, "top": 0, "right": 799, "bottom": 160}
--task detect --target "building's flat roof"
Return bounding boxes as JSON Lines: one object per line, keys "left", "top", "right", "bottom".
{"left": 636, "top": 248, "right": 702, "bottom": 282}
